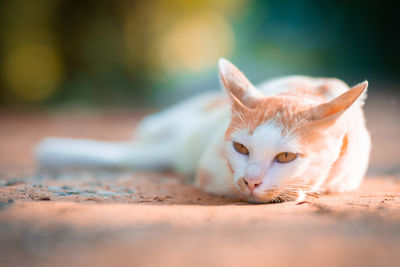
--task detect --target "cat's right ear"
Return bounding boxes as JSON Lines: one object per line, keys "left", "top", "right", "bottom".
{"left": 307, "top": 81, "right": 368, "bottom": 127}
{"left": 218, "top": 58, "right": 263, "bottom": 109}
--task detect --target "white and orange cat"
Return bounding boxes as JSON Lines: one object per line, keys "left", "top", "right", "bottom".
{"left": 37, "top": 59, "right": 371, "bottom": 203}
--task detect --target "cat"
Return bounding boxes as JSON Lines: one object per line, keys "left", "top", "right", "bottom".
{"left": 36, "top": 59, "right": 371, "bottom": 203}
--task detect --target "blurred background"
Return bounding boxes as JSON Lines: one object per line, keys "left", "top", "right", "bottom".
{"left": 0, "top": 0, "right": 398, "bottom": 108}
{"left": 1, "top": 3, "right": 400, "bottom": 266}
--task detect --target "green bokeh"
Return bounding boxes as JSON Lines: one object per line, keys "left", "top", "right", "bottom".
{"left": 0, "top": 0, "right": 398, "bottom": 108}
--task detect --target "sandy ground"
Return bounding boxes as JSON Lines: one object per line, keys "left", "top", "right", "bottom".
{"left": 0, "top": 90, "right": 400, "bottom": 267}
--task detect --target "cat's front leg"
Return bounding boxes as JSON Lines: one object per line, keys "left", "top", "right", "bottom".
{"left": 195, "top": 136, "right": 237, "bottom": 198}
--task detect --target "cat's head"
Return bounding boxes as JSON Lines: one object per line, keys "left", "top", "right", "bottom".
{"left": 219, "top": 59, "right": 368, "bottom": 203}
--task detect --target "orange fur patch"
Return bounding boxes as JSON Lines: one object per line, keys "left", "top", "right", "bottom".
{"left": 339, "top": 134, "right": 348, "bottom": 156}
{"left": 223, "top": 78, "right": 350, "bottom": 140}
{"left": 225, "top": 96, "right": 315, "bottom": 139}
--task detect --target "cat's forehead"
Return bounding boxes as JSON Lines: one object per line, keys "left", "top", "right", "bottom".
{"left": 227, "top": 96, "right": 315, "bottom": 137}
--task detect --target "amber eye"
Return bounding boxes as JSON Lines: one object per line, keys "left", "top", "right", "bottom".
{"left": 233, "top": 142, "right": 249, "bottom": 155}
{"left": 276, "top": 152, "right": 297, "bottom": 163}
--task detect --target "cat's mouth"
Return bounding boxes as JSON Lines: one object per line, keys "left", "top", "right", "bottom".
{"left": 235, "top": 179, "right": 304, "bottom": 203}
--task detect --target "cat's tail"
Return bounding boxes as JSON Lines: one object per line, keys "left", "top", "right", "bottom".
{"left": 36, "top": 137, "right": 135, "bottom": 170}
{"left": 36, "top": 137, "right": 174, "bottom": 170}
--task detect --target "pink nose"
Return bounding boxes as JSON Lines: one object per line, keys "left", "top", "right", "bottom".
{"left": 243, "top": 178, "right": 263, "bottom": 193}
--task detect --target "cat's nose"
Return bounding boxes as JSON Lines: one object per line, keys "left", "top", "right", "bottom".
{"left": 243, "top": 178, "right": 263, "bottom": 193}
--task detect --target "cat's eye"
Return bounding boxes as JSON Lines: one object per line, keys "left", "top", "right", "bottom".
{"left": 233, "top": 142, "right": 249, "bottom": 155}
{"left": 275, "top": 152, "right": 297, "bottom": 163}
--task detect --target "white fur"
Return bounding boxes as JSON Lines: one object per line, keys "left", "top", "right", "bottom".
{"left": 36, "top": 60, "right": 370, "bottom": 203}
{"left": 223, "top": 121, "right": 305, "bottom": 200}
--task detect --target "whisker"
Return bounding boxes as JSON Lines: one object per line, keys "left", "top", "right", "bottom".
{"left": 230, "top": 106, "right": 247, "bottom": 128}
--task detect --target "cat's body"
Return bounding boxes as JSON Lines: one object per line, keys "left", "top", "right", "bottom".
{"left": 37, "top": 59, "right": 371, "bottom": 203}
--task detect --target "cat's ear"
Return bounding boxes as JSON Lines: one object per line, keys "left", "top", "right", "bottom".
{"left": 218, "top": 58, "right": 263, "bottom": 109}
{"left": 308, "top": 81, "right": 368, "bottom": 125}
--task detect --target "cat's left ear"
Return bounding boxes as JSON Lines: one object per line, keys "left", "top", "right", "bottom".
{"left": 218, "top": 58, "right": 263, "bottom": 109}
{"left": 308, "top": 81, "right": 368, "bottom": 125}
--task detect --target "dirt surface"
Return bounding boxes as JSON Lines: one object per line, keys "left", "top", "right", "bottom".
{"left": 0, "top": 90, "right": 400, "bottom": 267}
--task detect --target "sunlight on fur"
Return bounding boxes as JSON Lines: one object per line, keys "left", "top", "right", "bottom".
{"left": 36, "top": 59, "right": 371, "bottom": 203}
